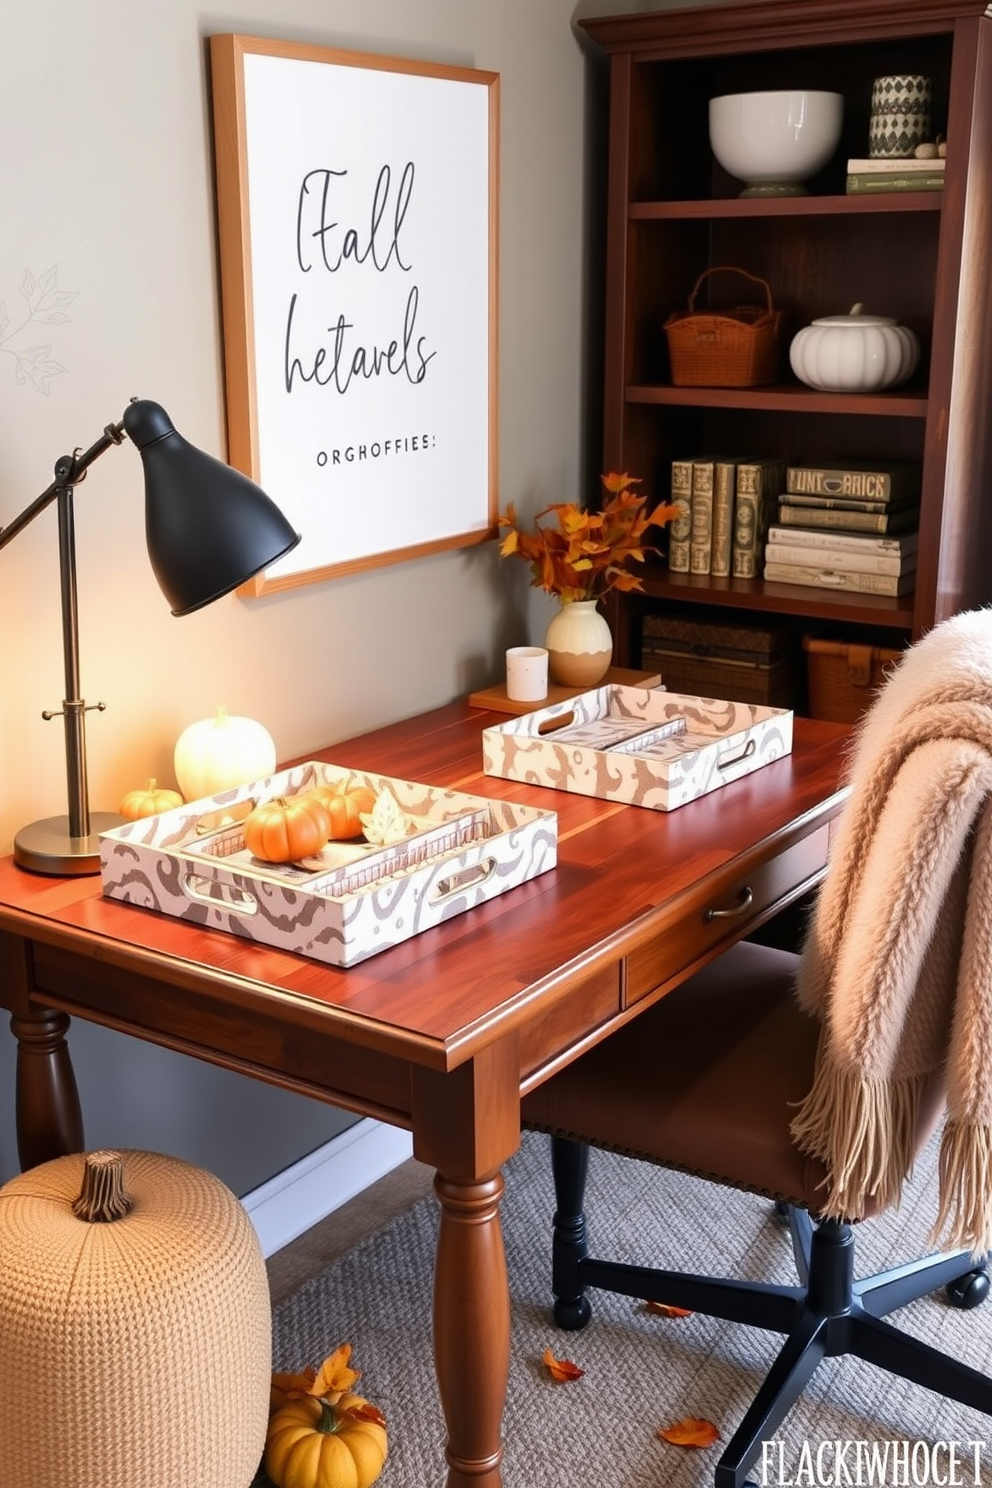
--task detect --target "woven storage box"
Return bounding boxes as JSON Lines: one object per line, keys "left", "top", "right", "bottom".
{"left": 804, "top": 635, "right": 904, "bottom": 723}
{"left": 663, "top": 266, "right": 784, "bottom": 387}
{"left": 0, "top": 1149, "right": 271, "bottom": 1488}
{"left": 642, "top": 613, "right": 799, "bottom": 708}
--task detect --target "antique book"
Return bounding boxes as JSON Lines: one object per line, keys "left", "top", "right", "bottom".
{"left": 846, "top": 172, "right": 944, "bottom": 193}
{"left": 780, "top": 493, "right": 891, "bottom": 515}
{"left": 774, "top": 503, "right": 919, "bottom": 535}
{"left": 846, "top": 156, "right": 945, "bottom": 173}
{"left": 733, "top": 459, "right": 786, "bottom": 579}
{"left": 710, "top": 459, "right": 737, "bottom": 578}
{"left": 764, "top": 542, "right": 916, "bottom": 577}
{"left": 763, "top": 560, "right": 914, "bottom": 596}
{"left": 689, "top": 459, "right": 715, "bottom": 575}
{"left": 767, "top": 525, "right": 918, "bottom": 557}
{"left": 785, "top": 462, "right": 922, "bottom": 502}
{"left": 667, "top": 455, "right": 695, "bottom": 573}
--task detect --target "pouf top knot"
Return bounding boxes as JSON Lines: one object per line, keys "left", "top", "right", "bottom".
{"left": 0, "top": 1148, "right": 272, "bottom": 1488}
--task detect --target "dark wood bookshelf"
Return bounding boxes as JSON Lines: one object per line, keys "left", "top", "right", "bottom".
{"left": 582, "top": 0, "right": 992, "bottom": 712}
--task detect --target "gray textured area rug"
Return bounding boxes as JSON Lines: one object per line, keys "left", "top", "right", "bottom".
{"left": 264, "top": 1129, "right": 992, "bottom": 1487}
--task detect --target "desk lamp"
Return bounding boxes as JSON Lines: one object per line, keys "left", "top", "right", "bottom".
{"left": 0, "top": 398, "right": 300, "bottom": 876}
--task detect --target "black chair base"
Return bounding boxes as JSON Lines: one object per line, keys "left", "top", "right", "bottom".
{"left": 550, "top": 1137, "right": 992, "bottom": 1488}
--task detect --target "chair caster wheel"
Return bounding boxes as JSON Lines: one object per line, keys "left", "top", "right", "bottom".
{"left": 946, "top": 1268, "right": 990, "bottom": 1310}
{"left": 553, "top": 1294, "right": 592, "bottom": 1331}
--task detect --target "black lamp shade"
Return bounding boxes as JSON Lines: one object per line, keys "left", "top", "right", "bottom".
{"left": 123, "top": 400, "right": 300, "bottom": 615}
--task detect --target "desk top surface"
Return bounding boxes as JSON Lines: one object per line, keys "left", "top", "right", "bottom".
{"left": 0, "top": 701, "right": 849, "bottom": 1070}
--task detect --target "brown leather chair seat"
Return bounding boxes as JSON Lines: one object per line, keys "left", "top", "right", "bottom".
{"left": 524, "top": 940, "right": 829, "bottom": 1209}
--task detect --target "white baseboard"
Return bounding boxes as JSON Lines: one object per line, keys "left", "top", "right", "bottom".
{"left": 242, "top": 1118, "right": 414, "bottom": 1259}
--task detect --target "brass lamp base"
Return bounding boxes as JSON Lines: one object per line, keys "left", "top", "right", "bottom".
{"left": 13, "top": 812, "right": 126, "bottom": 877}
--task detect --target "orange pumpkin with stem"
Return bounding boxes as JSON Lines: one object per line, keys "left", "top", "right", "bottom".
{"left": 244, "top": 795, "right": 331, "bottom": 863}
{"left": 118, "top": 778, "right": 184, "bottom": 820}
{"left": 307, "top": 781, "right": 377, "bottom": 841}
{"left": 265, "top": 1391, "right": 388, "bottom": 1488}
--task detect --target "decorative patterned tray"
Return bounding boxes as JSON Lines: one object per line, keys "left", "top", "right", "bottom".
{"left": 481, "top": 684, "right": 793, "bottom": 811}
{"left": 100, "top": 761, "right": 557, "bottom": 967}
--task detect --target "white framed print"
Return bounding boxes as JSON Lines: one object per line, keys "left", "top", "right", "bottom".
{"left": 209, "top": 34, "right": 500, "bottom": 593}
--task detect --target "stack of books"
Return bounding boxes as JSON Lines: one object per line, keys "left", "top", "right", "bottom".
{"left": 764, "top": 460, "right": 921, "bottom": 597}
{"left": 846, "top": 155, "right": 945, "bottom": 195}
{"left": 669, "top": 456, "right": 785, "bottom": 579}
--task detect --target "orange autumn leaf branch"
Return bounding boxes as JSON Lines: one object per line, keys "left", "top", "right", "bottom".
{"left": 499, "top": 472, "right": 679, "bottom": 603}
{"left": 270, "top": 1342, "right": 361, "bottom": 1413}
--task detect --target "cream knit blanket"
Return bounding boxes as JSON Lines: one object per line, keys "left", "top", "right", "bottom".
{"left": 791, "top": 608, "right": 992, "bottom": 1255}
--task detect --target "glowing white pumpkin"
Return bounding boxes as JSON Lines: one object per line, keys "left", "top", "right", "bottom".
{"left": 173, "top": 705, "right": 276, "bottom": 801}
{"left": 789, "top": 303, "right": 921, "bottom": 392}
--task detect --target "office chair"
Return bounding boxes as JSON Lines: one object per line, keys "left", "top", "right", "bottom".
{"left": 522, "top": 609, "right": 992, "bottom": 1488}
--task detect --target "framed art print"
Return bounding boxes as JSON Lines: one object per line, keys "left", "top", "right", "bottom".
{"left": 209, "top": 35, "right": 499, "bottom": 593}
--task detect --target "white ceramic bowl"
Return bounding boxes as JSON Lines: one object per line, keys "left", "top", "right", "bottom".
{"left": 709, "top": 90, "right": 844, "bottom": 195}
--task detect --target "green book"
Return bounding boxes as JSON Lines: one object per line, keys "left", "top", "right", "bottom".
{"left": 775, "top": 502, "right": 919, "bottom": 535}
{"left": 786, "top": 461, "right": 921, "bottom": 503}
{"left": 667, "top": 456, "right": 696, "bottom": 573}
{"left": 710, "top": 459, "right": 737, "bottom": 578}
{"left": 781, "top": 494, "right": 892, "bottom": 515}
{"left": 732, "top": 459, "right": 786, "bottom": 579}
{"left": 689, "top": 459, "right": 715, "bottom": 575}
{"left": 846, "top": 172, "right": 944, "bottom": 194}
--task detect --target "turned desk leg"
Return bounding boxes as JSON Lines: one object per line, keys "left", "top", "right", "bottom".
{"left": 434, "top": 1171, "right": 509, "bottom": 1487}
{"left": 10, "top": 1007, "right": 84, "bottom": 1169}
{"left": 412, "top": 1037, "right": 519, "bottom": 1487}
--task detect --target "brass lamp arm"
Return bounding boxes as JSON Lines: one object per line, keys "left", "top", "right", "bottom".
{"left": 0, "top": 419, "right": 125, "bottom": 554}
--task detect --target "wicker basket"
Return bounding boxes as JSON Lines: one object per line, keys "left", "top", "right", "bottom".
{"left": 664, "top": 266, "right": 783, "bottom": 387}
{"left": 804, "top": 635, "right": 904, "bottom": 724}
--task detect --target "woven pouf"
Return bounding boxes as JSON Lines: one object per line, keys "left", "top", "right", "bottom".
{"left": 0, "top": 1148, "right": 272, "bottom": 1488}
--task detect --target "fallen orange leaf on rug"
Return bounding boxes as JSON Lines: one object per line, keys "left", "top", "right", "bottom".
{"left": 657, "top": 1417, "right": 720, "bottom": 1448}
{"left": 542, "top": 1346, "right": 584, "bottom": 1382}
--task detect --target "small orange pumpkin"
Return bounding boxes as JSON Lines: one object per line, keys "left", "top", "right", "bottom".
{"left": 244, "top": 795, "right": 331, "bottom": 863}
{"left": 118, "top": 778, "right": 184, "bottom": 820}
{"left": 308, "top": 782, "right": 377, "bottom": 841}
{"left": 265, "top": 1391, "right": 388, "bottom": 1488}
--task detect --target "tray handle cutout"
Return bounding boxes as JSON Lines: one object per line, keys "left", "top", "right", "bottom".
{"left": 537, "top": 710, "right": 577, "bottom": 735}
{"left": 432, "top": 858, "right": 497, "bottom": 901}
{"left": 717, "top": 738, "right": 756, "bottom": 772}
{"left": 182, "top": 873, "right": 259, "bottom": 915}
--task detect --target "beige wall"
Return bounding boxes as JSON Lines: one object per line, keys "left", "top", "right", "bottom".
{"left": 3, "top": 0, "right": 683, "bottom": 1193}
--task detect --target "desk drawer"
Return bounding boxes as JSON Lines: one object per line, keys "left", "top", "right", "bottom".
{"left": 520, "top": 964, "right": 621, "bottom": 1083}
{"left": 625, "top": 825, "right": 830, "bottom": 1008}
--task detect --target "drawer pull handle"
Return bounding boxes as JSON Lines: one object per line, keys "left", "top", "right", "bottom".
{"left": 717, "top": 738, "right": 757, "bottom": 772}
{"left": 705, "top": 886, "right": 754, "bottom": 921}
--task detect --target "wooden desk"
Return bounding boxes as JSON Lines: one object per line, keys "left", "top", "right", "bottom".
{"left": 0, "top": 702, "right": 849, "bottom": 1486}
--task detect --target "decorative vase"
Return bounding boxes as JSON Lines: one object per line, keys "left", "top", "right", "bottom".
{"left": 545, "top": 598, "right": 613, "bottom": 688}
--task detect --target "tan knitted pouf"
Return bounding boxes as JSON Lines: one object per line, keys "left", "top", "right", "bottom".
{"left": 0, "top": 1149, "right": 272, "bottom": 1488}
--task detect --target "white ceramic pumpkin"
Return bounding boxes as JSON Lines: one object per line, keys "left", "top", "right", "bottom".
{"left": 789, "top": 303, "right": 921, "bottom": 392}
{"left": 173, "top": 704, "right": 277, "bottom": 801}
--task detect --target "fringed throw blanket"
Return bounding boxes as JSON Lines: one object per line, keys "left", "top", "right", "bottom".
{"left": 791, "top": 609, "right": 992, "bottom": 1255}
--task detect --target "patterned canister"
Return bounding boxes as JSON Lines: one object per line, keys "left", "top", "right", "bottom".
{"left": 869, "top": 74, "right": 932, "bottom": 157}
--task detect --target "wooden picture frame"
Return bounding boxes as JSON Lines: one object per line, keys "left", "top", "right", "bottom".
{"left": 209, "top": 35, "right": 500, "bottom": 594}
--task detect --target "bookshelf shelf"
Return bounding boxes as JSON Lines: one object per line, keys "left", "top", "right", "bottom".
{"left": 629, "top": 194, "right": 944, "bottom": 220}
{"left": 626, "top": 569, "right": 916, "bottom": 628}
{"left": 625, "top": 385, "right": 930, "bottom": 417}
{"left": 582, "top": 0, "right": 992, "bottom": 716}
